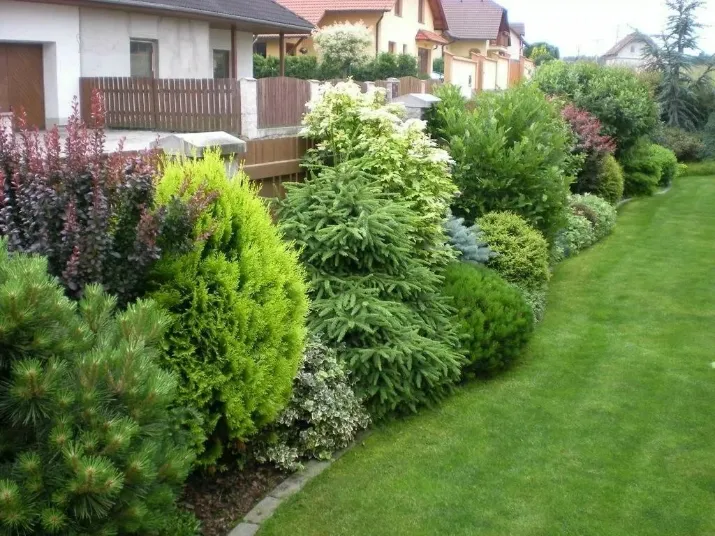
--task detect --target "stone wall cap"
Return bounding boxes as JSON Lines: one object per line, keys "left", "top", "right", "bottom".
{"left": 392, "top": 93, "right": 442, "bottom": 108}
{"left": 152, "top": 131, "right": 246, "bottom": 157}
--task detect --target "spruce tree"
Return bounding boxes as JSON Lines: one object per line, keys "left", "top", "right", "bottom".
{"left": 0, "top": 241, "right": 193, "bottom": 535}
{"left": 279, "top": 160, "right": 463, "bottom": 418}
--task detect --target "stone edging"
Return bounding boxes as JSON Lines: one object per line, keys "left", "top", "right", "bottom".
{"left": 228, "top": 431, "right": 372, "bottom": 536}
{"left": 617, "top": 185, "right": 672, "bottom": 209}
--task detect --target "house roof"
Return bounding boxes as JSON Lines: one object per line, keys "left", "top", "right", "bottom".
{"left": 441, "top": 0, "right": 508, "bottom": 40}
{"left": 82, "top": 0, "right": 314, "bottom": 32}
{"left": 416, "top": 29, "right": 450, "bottom": 45}
{"left": 273, "top": 0, "right": 448, "bottom": 30}
{"left": 510, "top": 22, "right": 525, "bottom": 37}
{"left": 602, "top": 32, "right": 653, "bottom": 58}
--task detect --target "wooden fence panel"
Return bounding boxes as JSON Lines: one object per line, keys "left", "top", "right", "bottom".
{"left": 424, "top": 80, "right": 443, "bottom": 95}
{"left": 242, "top": 136, "right": 315, "bottom": 198}
{"left": 398, "top": 76, "right": 424, "bottom": 95}
{"left": 257, "top": 77, "right": 311, "bottom": 129}
{"left": 508, "top": 60, "right": 522, "bottom": 88}
{"left": 79, "top": 77, "right": 241, "bottom": 133}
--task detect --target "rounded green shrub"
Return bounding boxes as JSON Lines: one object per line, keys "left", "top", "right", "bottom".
{"left": 596, "top": 154, "right": 625, "bottom": 204}
{"left": 621, "top": 141, "right": 678, "bottom": 196}
{"left": 478, "top": 212, "right": 551, "bottom": 293}
{"left": 570, "top": 194, "right": 617, "bottom": 241}
{"left": 444, "top": 263, "right": 534, "bottom": 375}
{"left": 650, "top": 143, "right": 679, "bottom": 186}
{"left": 147, "top": 151, "right": 309, "bottom": 466}
{"left": 0, "top": 241, "right": 193, "bottom": 535}
{"left": 559, "top": 212, "right": 596, "bottom": 256}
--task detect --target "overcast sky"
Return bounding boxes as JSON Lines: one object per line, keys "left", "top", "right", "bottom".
{"left": 503, "top": 0, "right": 715, "bottom": 57}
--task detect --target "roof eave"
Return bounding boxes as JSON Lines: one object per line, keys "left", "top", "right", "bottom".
{"left": 82, "top": 0, "right": 315, "bottom": 33}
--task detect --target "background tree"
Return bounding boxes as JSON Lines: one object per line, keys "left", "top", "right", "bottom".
{"left": 313, "top": 21, "right": 372, "bottom": 77}
{"left": 525, "top": 42, "right": 560, "bottom": 65}
{"left": 644, "top": 0, "right": 715, "bottom": 129}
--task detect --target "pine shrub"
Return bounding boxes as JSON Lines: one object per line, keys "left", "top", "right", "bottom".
{"left": 0, "top": 96, "right": 207, "bottom": 306}
{"left": 147, "top": 152, "right": 308, "bottom": 466}
{"left": 596, "top": 154, "right": 625, "bottom": 204}
{"left": 444, "top": 263, "right": 533, "bottom": 375}
{"left": 278, "top": 160, "right": 463, "bottom": 419}
{"left": 255, "top": 338, "right": 370, "bottom": 471}
{"left": 444, "top": 212, "right": 495, "bottom": 264}
{"left": 0, "top": 241, "right": 193, "bottom": 535}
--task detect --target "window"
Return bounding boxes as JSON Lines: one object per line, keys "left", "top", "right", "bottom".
{"left": 130, "top": 40, "right": 156, "bottom": 78}
{"left": 403, "top": 44, "right": 408, "bottom": 54}
{"left": 254, "top": 42, "right": 267, "bottom": 57}
{"left": 630, "top": 45, "right": 636, "bottom": 53}
{"left": 213, "top": 49, "right": 230, "bottom": 78}
{"left": 395, "top": 0, "right": 402, "bottom": 17}
{"left": 389, "top": 41, "right": 397, "bottom": 54}
{"left": 418, "top": 0, "right": 425, "bottom": 23}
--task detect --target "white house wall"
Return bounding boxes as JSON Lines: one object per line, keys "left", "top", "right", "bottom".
{"left": 482, "top": 59, "right": 497, "bottom": 91}
{"left": 605, "top": 40, "right": 648, "bottom": 69}
{"left": 79, "top": 7, "right": 212, "bottom": 79}
{"left": 508, "top": 30, "right": 521, "bottom": 59}
{"left": 0, "top": 0, "right": 81, "bottom": 126}
{"left": 496, "top": 56, "right": 509, "bottom": 90}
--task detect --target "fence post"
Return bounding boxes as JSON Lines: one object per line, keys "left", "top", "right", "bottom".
{"left": 420, "top": 79, "right": 426, "bottom": 93}
{"left": 308, "top": 79, "right": 321, "bottom": 102}
{"left": 363, "top": 81, "right": 376, "bottom": 93}
{"left": 386, "top": 77, "right": 399, "bottom": 101}
{"left": 239, "top": 77, "right": 259, "bottom": 139}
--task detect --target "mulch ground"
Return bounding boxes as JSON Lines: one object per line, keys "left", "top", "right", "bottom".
{"left": 181, "top": 464, "right": 285, "bottom": 536}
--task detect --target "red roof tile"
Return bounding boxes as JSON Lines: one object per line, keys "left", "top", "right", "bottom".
{"left": 442, "top": 0, "right": 507, "bottom": 40}
{"left": 416, "top": 29, "right": 450, "bottom": 45}
{"left": 275, "top": 0, "right": 395, "bottom": 26}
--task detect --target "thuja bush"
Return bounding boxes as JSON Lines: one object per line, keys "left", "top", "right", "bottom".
{"left": 444, "top": 263, "right": 533, "bottom": 376}
{"left": 0, "top": 241, "right": 194, "bottom": 535}
{"left": 444, "top": 212, "right": 495, "bottom": 264}
{"left": 302, "top": 81, "right": 457, "bottom": 268}
{"left": 147, "top": 152, "right": 308, "bottom": 466}
{"left": 596, "top": 154, "right": 625, "bottom": 204}
{"left": 278, "top": 160, "right": 463, "bottom": 419}
{"left": 478, "top": 212, "right": 551, "bottom": 322}
{"left": 255, "top": 338, "right": 370, "bottom": 471}
{"left": 0, "top": 97, "right": 206, "bottom": 305}
{"left": 430, "top": 83, "right": 573, "bottom": 242}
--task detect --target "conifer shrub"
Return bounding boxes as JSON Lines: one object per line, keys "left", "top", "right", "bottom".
{"left": 444, "top": 212, "right": 495, "bottom": 264}
{"left": 430, "top": 83, "right": 573, "bottom": 242}
{"left": 443, "top": 263, "right": 533, "bottom": 375}
{"left": 147, "top": 152, "right": 308, "bottom": 466}
{"left": 0, "top": 96, "right": 207, "bottom": 306}
{"left": 0, "top": 241, "right": 194, "bottom": 535}
{"left": 478, "top": 212, "right": 551, "bottom": 322}
{"left": 255, "top": 338, "right": 370, "bottom": 471}
{"left": 302, "top": 81, "right": 457, "bottom": 269}
{"left": 278, "top": 159, "right": 463, "bottom": 419}
{"left": 596, "top": 154, "right": 625, "bottom": 204}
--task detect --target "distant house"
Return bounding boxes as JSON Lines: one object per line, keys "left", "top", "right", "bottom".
{"left": 601, "top": 32, "right": 653, "bottom": 69}
{"left": 441, "top": 0, "right": 511, "bottom": 58}
{"left": 0, "top": 0, "right": 313, "bottom": 129}
{"left": 258, "top": 0, "right": 449, "bottom": 76}
{"left": 509, "top": 23, "right": 526, "bottom": 60}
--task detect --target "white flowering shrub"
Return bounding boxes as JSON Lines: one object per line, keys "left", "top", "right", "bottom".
{"left": 303, "top": 81, "right": 457, "bottom": 268}
{"left": 255, "top": 339, "right": 370, "bottom": 471}
{"left": 313, "top": 21, "right": 373, "bottom": 76}
{"left": 570, "top": 193, "right": 617, "bottom": 241}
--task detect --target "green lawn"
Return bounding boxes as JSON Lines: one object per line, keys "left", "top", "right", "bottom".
{"left": 259, "top": 177, "right": 715, "bottom": 536}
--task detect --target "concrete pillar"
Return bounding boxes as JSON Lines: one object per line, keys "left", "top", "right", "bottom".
{"left": 239, "top": 78, "right": 259, "bottom": 139}
{"left": 308, "top": 79, "right": 322, "bottom": 102}
{"left": 363, "top": 81, "right": 376, "bottom": 93}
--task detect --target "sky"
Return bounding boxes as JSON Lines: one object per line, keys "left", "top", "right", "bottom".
{"left": 502, "top": 0, "right": 715, "bottom": 57}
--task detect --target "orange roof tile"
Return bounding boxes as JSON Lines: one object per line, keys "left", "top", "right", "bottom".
{"left": 276, "top": 0, "right": 396, "bottom": 26}
{"left": 416, "top": 29, "right": 450, "bottom": 45}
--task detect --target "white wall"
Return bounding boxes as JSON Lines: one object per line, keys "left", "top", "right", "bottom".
{"left": 80, "top": 7, "right": 212, "bottom": 79}
{"left": 451, "top": 57, "right": 477, "bottom": 98}
{"left": 508, "top": 30, "right": 522, "bottom": 59}
{"left": 496, "top": 56, "right": 509, "bottom": 90}
{"left": 0, "top": 0, "right": 80, "bottom": 125}
{"left": 605, "top": 40, "right": 648, "bottom": 69}
{"left": 234, "top": 31, "right": 254, "bottom": 79}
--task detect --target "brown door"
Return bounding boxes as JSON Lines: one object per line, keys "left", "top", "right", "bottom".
{"left": 0, "top": 43, "right": 45, "bottom": 129}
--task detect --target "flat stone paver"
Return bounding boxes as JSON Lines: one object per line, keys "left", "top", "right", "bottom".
{"left": 228, "top": 522, "right": 260, "bottom": 536}
{"left": 244, "top": 496, "right": 282, "bottom": 524}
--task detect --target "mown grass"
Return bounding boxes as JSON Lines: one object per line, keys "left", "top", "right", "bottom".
{"left": 259, "top": 177, "right": 715, "bottom": 536}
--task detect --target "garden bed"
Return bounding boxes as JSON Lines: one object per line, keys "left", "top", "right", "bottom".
{"left": 181, "top": 464, "right": 285, "bottom": 536}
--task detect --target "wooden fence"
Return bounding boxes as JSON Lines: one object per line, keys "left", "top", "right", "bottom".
{"left": 80, "top": 77, "right": 241, "bottom": 133}
{"left": 241, "top": 136, "right": 314, "bottom": 198}
{"left": 257, "top": 77, "right": 311, "bottom": 129}
{"left": 508, "top": 60, "right": 522, "bottom": 88}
